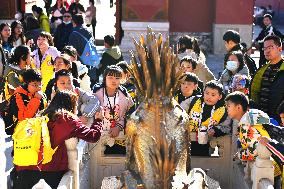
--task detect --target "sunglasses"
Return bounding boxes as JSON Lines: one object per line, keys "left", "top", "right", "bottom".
{"left": 63, "top": 15, "right": 71, "bottom": 18}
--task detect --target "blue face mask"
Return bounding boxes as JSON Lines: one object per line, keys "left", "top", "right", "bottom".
{"left": 226, "top": 60, "right": 239, "bottom": 72}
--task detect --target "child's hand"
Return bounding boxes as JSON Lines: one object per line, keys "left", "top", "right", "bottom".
{"left": 258, "top": 137, "right": 269, "bottom": 146}
{"left": 79, "top": 116, "right": 88, "bottom": 125}
{"left": 109, "top": 127, "right": 120, "bottom": 138}
{"left": 34, "top": 92, "right": 43, "bottom": 100}
{"left": 95, "top": 111, "right": 103, "bottom": 120}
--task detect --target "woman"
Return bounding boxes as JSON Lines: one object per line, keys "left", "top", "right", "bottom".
{"left": 0, "top": 23, "right": 13, "bottom": 53}
{"left": 9, "top": 20, "right": 26, "bottom": 47}
{"left": 50, "top": 0, "right": 68, "bottom": 32}
{"left": 219, "top": 51, "right": 250, "bottom": 94}
{"left": 32, "top": 6, "right": 51, "bottom": 33}
{"left": 86, "top": 0, "right": 97, "bottom": 38}
{"left": 3, "top": 45, "right": 31, "bottom": 100}
{"left": 32, "top": 32, "right": 60, "bottom": 92}
{"left": 14, "top": 90, "right": 102, "bottom": 189}
{"left": 178, "top": 35, "right": 215, "bottom": 83}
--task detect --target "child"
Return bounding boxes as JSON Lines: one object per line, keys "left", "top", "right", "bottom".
{"left": 225, "top": 91, "right": 271, "bottom": 161}
{"left": 52, "top": 69, "right": 100, "bottom": 125}
{"left": 5, "top": 69, "right": 46, "bottom": 134}
{"left": 175, "top": 72, "right": 201, "bottom": 104}
{"left": 225, "top": 91, "right": 282, "bottom": 188}
{"left": 181, "top": 80, "right": 230, "bottom": 156}
{"left": 94, "top": 65, "right": 134, "bottom": 154}
{"left": 62, "top": 45, "right": 92, "bottom": 92}
{"left": 116, "top": 61, "right": 136, "bottom": 102}
{"left": 45, "top": 55, "right": 79, "bottom": 101}
{"left": 14, "top": 91, "right": 102, "bottom": 189}
{"left": 180, "top": 56, "right": 197, "bottom": 73}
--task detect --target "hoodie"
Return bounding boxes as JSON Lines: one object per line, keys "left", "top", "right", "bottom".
{"left": 97, "top": 46, "right": 123, "bottom": 78}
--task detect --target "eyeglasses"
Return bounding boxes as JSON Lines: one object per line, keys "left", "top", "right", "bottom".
{"left": 63, "top": 15, "right": 71, "bottom": 18}
{"left": 263, "top": 45, "right": 276, "bottom": 51}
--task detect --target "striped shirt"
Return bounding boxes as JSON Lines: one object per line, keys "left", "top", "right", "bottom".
{"left": 259, "top": 60, "right": 283, "bottom": 113}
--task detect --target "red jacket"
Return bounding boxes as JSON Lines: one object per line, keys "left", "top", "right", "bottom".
{"left": 16, "top": 113, "right": 102, "bottom": 172}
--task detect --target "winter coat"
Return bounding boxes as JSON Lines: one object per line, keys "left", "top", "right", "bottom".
{"left": 237, "top": 109, "right": 270, "bottom": 161}
{"left": 219, "top": 64, "right": 250, "bottom": 93}
{"left": 6, "top": 86, "right": 46, "bottom": 133}
{"left": 97, "top": 46, "right": 123, "bottom": 78}
{"left": 54, "top": 23, "right": 73, "bottom": 51}
{"left": 39, "top": 14, "right": 51, "bottom": 33}
{"left": 250, "top": 59, "right": 284, "bottom": 122}
{"left": 94, "top": 85, "right": 134, "bottom": 129}
{"left": 16, "top": 112, "right": 102, "bottom": 172}
{"left": 75, "top": 87, "right": 100, "bottom": 117}
{"left": 178, "top": 50, "right": 215, "bottom": 83}
{"left": 75, "top": 61, "right": 92, "bottom": 92}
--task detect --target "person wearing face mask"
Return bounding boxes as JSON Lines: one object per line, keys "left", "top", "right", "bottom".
{"left": 219, "top": 51, "right": 250, "bottom": 94}
{"left": 54, "top": 12, "right": 73, "bottom": 51}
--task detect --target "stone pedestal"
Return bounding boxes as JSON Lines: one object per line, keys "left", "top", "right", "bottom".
{"left": 213, "top": 24, "right": 253, "bottom": 54}
{"left": 120, "top": 21, "right": 170, "bottom": 52}
{"left": 251, "top": 144, "right": 274, "bottom": 189}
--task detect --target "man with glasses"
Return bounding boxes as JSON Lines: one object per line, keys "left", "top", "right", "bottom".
{"left": 250, "top": 35, "right": 284, "bottom": 124}
{"left": 54, "top": 11, "right": 73, "bottom": 51}
{"left": 254, "top": 14, "right": 284, "bottom": 68}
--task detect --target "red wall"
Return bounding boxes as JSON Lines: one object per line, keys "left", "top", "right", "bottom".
{"left": 215, "top": 0, "right": 254, "bottom": 24}
{"left": 169, "top": 0, "right": 215, "bottom": 32}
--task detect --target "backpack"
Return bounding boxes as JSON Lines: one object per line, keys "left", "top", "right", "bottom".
{"left": 12, "top": 116, "right": 57, "bottom": 167}
{"left": 73, "top": 31, "right": 100, "bottom": 67}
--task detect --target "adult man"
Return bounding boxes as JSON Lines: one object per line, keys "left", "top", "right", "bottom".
{"left": 254, "top": 14, "right": 284, "bottom": 68}
{"left": 223, "top": 30, "right": 257, "bottom": 77}
{"left": 69, "top": 0, "right": 85, "bottom": 15}
{"left": 250, "top": 35, "right": 284, "bottom": 123}
{"left": 54, "top": 11, "right": 73, "bottom": 51}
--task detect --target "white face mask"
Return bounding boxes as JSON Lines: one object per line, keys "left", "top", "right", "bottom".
{"left": 226, "top": 60, "right": 239, "bottom": 72}
{"left": 63, "top": 20, "right": 71, "bottom": 25}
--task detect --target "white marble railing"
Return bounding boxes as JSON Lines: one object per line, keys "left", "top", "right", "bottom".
{"left": 58, "top": 138, "right": 91, "bottom": 189}
{"left": 56, "top": 133, "right": 276, "bottom": 189}
{"left": 251, "top": 143, "right": 274, "bottom": 189}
